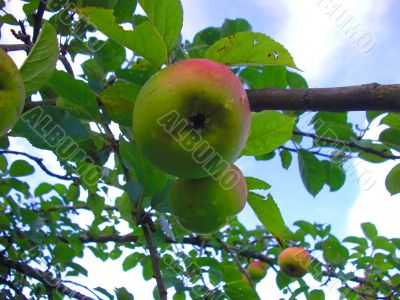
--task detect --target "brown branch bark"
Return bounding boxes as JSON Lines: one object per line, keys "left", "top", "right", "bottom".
{"left": 32, "top": 0, "right": 47, "bottom": 43}
{"left": 142, "top": 225, "right": 168, "bottom": 300}
{"left": 248, "top": 83, "right": 400, "bottom": 112}
{"left": 0, "top": 255, "right": 94, "bottom": 300}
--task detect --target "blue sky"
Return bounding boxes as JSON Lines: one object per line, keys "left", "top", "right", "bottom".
{"left": 2, "top": 1, "right": 400, "bottom": 299}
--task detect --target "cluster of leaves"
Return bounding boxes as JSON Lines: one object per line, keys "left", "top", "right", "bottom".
{"left": 0, "top": 0, "right": 399, "bottom": 299}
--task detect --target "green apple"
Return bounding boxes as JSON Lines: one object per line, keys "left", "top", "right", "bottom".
{"left": 0, "top": 49, "right": 25, "bottom": 136}
{"left": 277, "top": 247, "right": 312, "bottom": 278}
{"left": 133, "top": 58, "right": 250, "bottom": 179}
{"left": 246, "top": 260, "right": 268, "bottom": 282}
{"left": 168, "top": 164, "right": 247, "bottom": 234}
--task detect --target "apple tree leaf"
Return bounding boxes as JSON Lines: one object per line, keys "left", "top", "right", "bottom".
{"left": 205, "top": 32, "right": 299, "bottom": 70}
{"left": 119, "top": 138, "right": 168, "bottom": 196}
{"left": 114, "top": 0, "right": 137, "bottom": 23}
{"left": 78, "top": 7, "right": 167, "bottom": 69}
{"left": 245, "top": 177, "right": 271, "bottom": 191}
{"left": 49, "top": 70, "right": 101, "bottom": 121}
{"left": 20, "top": 22, "right": 58, "bottom": 95}
{"left": 242, "top": 111, "right": 295, "bottom": 156}
{"left": 247, "top": 192, "right": 291, "bottom": 239}
{"left": 298, "top": 149, "right": 325, "bottom": 196}
{"left": 138, "top": 0, "right": 183, "bottom": 51}
{"left": 385, "top": 163, "right": 400, "bottom": 195}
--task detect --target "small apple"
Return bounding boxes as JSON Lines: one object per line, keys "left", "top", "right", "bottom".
{"left": 0, "top": 49, "right": 25, "bottom": 136}
{"left": 277, "top": 247, "right": 312, "bottom": 278}
{"left": 246, "top": 260, "right": 267, "bottom": 282}
{"left": 168, "top": 164, "right": 247, "bottom": 234}
{"left": 132, "top": 58, "right": 250, "bottom": 179}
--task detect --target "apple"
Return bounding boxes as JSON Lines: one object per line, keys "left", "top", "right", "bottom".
{"left": 277, "top": 247, "right": 312, "bottom": 278}
{"left": 0, "top": 49, "right": 25, "bottom": 136}
{"left": 132, "top": 58, "right": 250, "bottom": 179}
{"left": 168, "top": 164, "right": 247, "bottom": 234}
{"left": 246, "top": 260, "right": 268, "bottom": 282}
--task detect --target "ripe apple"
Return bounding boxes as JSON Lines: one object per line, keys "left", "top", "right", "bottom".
{"left": 246, "top": 260, "right": 268, "bottom": 282}
{"left": 132, "top": 58, "right": 250, "bottom": 179}
{"left": 168, "top": 164, "right": 247, "bottom": 234}
{"left": 0, "top": 49, "right": 25, "bottom": 136}
{"left": 277, "top": 247, "right": 312, "bottom": 278}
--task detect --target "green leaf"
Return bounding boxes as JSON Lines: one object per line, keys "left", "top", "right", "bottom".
{"left": 0, "top": 155, "right": 7, "bottom": 173}
{"left": 119, "top": 138, "right": 168, "bottom": 196}
{"left": 385, "top": 163, "right": 400, "bottom": 195}
{"left": 94, "top": 39, "right": 126, "bottom": 72}
{"left": 9, "top": 160, "right": 34, "bottom": 177}
{"left": 122, "top": 252, "right": 144, "bottom": 271}
{"left": 381, "top": 113, "right": 400, "bottom": 129}
{"left": 298, "top": 150, "right": 325, "bottom": 196}
{"left": 99, "top": 83, "right": 140, "bottom": 126}
{"left": 321, "top": 160, "right": 346, "bottom": 192}
{"left": 224, "top": 281, "right": 259, "bottom": 300}
{"left": 279, "top": 149, "right": 292, "bottom": 170}
{"left": 247, "top": 192, "right": 290, "bottom": 239}
{"left": 115, "top": 287, "right": 134, "bottom": 300}
{"left": 53, "top": 243, "right": 75, "bottom": 264}
{"left": 138, "top": 0, "right": 183, "bottom": 51}
{"left": 379, "top": 128, "right": 400, "bottom": 152}
{"left": 12, "top": 106, "right": 106, "bottom": 165}
{"left": 205, "top": 32, "right": 298, "bottom": 69}
{"left": 245, "top": 177, "right": 271, "bottom": 191}
{"left": 34, "top": 182, "right": 53, "bottom": 197}
{"left": 78, "top": 7, "right": 167, "bottom": 68}
{"left": 361, "top": 222, "right": 378, "bottom": 240}
{"left": 322, "top": 235, "right": 349, "bottom": 267}
{"left": 49, "top": 70, "right": 101, "bottom": 121}
{"left": 240, "top": 66, "right": 288, "bottom": 89}
{"left": 308, "top": 290, "right": 325, "bottom": 300}
{"left": 20, "top": 22, "right": 58, "bottom": 95}
{"left": 242, "top": 111, "right": 295, "bottom": 156}
{"left": 286, "top": 71, "right": 308, "bottom": 88}
{"left": 116, "top": 193, "right": 135, "bottom": 225}
{"left": 114, "top": 0, "right": 137, "bottom": 23}
{"left": 221, "top": 18, "right": 252, "bottom": 37}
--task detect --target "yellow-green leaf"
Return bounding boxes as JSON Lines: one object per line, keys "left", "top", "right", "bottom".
{"left": 20, "top": 22, "right": 58, "bottom": 95}
{"left": 248, "top": 192, "right": 291, "bottom": 239}
{"left": 78, "top": 7, "right": 167, "bottom": 68}
{"left": 205, "top": 32, "right": 299, "bottom": 69}
{"left": 138, "top": 0, "right": 183, "bottom": 51}
{"left": 242, "top": 111, "right": 296, "bottom": 156}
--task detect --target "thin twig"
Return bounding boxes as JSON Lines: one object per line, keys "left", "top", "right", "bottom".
{"left": 217, "top": 238, "right": 260, "bottom": 297}
{"left": 0, "top": 276, "right": 28, "bottom": 300}
{"left": 293, "top": 130, "right": 400, "bottom": 160}
{"left": 0, "top": 150, "right": 77, "bottom": 181}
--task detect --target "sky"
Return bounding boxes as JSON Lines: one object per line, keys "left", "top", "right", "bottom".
{"left": 1, "top": 0, "right": 400, "bottom": 299}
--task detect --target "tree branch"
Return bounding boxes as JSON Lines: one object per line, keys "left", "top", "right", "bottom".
{"left": 293, "top": 130, "right": 400, "bottom": 159}
{"left": 32, "top": 0, "right": 47, "bottom": 43}
{"left": 217, "top": 238, "right": 259, "bottom": 296}
{"left": 142, "top": 224, "right": 168, "bottom": 300}
{"left": 248, "top": 83, "right": 400, "bottom": 112}
{"left": 75, "top": 232, "right": 368, "bottom": 285}
{"left": 0, "top": 276, "right": 29, "bottom": 300}
{"left": 0, "top": 255, "right": 94, "bottom": 300}
{"left": 0, "top": 150, "right": 77, "bottom": 181}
